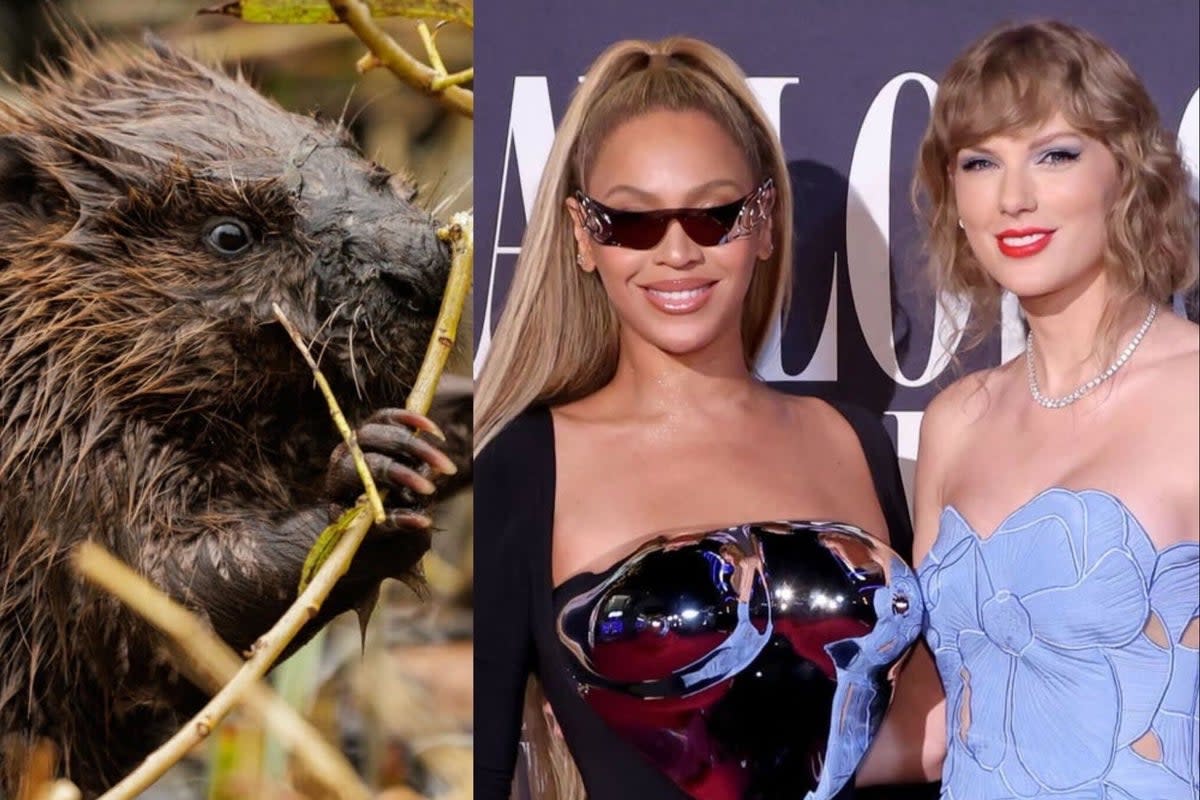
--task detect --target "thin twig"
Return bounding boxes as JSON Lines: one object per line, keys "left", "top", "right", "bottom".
{"left": 273, "top": 303, "right": 386, "bottom": 525}
{"left": 329, "top": 0, "right": 473, "bottom": 118}
{"left": 417, "top": 22, "right": 446, "bottom": 75}
{"left": 78, "top": 542, "right": 372, "bottom": 800}
{"left": 431, "top": 67, "right": 473, "bottom": 92}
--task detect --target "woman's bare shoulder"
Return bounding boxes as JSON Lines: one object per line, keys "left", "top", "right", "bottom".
{"left": 924, "top": 361, "right": 1015, "bottom": 433}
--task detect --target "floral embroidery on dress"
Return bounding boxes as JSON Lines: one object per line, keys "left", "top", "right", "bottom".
{"left": 919, "top": 488, "right": 1199, "bottom": 799}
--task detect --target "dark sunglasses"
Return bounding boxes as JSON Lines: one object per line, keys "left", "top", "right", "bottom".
{"left": 574, "top": 177, "right": 774, "bottom": 250}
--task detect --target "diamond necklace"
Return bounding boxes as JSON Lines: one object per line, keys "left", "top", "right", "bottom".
{"left": 1025, "top": 303, "right": 1158, "bottom": 409}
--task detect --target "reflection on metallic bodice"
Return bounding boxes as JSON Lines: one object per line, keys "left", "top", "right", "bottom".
{"left": 555, "top": 521, "right": 922, "bottom": 800}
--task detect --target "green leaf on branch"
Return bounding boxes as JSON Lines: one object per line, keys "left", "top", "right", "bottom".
{"left": 298, "top": 504, "right": 367, "bottom": 592}
{"left": 200, "top": 0, "right": 473, "bottom": 27}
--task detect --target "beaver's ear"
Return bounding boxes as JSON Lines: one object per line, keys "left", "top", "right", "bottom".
{"left": 0, "top": 135, "right": 71, "bottom": 220}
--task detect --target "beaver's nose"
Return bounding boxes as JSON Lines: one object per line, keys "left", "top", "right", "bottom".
{"left": 379, "top": 271, "right": 436, "bottom": 316}
{"left": 378, "top": 222, "right": 450, "bottom": 318}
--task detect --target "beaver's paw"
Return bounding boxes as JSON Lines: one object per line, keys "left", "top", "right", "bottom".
{"left": 323, "top": 408, "right": 458, "bottom": 510}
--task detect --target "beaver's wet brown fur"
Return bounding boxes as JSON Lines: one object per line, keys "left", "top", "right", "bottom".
{"left": 0, "top": 35, "right": 470, "bottom": 795}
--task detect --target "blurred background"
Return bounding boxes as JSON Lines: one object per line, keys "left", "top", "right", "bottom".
{"left": 0, "top": 2, "right": 473, "bottom": 798}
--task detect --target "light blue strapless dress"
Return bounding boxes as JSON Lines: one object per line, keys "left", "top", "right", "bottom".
{"left": 919, "top": 488, "right": 1199, "bottom": 799}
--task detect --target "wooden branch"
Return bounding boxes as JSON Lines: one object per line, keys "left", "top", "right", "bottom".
{"left": 78, "top": 543, "right": 372, "bottom": 800}
{"left": 329, "top": 0, "right": 473, "bottom": 118}
{"left": 201, "top": 0, "right": 472, "bottom": 26}
{"left": 417, "top": 22, "right": 447, "bottom": 75}
{"left": 431, "top": 67, "right": 473, "bottom": 92}
{"left": 407, "top": 212, "right": 473, "bottom": 415}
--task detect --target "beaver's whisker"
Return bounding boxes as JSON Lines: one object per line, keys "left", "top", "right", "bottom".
{"left": 344, "top": 89, "right": 390, "bottom": 133}
{"left": 337, "top": 83, "right": 360, "bottom": 130}
{"left": 366, "top": 314, "right": 384, "bottom": 354}
{"left": 349, "top": 303, "right": 364, "bottom": 400}
{"left": 315, "top": 301, "right": 349, "bottom": 341}
{"left": 429, "top": 175, "right": 470, "bottom": 218}
{"left": 313, "top": 301, "right": 348, "bottom": 368}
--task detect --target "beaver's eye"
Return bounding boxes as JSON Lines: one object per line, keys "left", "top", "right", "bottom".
{"left": 203, "top": 217, "right": 253, "bottom": 256}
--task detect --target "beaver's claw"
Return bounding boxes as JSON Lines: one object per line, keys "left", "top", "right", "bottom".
{"left": 324, "top": 408, "right": 458, "bottom": 510}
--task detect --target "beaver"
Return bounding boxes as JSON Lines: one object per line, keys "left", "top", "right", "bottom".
{"left": 0, "top": 34, "right": 472, "bottom": 796}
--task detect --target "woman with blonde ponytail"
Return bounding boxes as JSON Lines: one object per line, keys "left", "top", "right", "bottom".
{"left": 476, "top": 36, "right": 917, "bottom": 800}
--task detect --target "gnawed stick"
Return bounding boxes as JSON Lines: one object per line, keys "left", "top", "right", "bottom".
{"left": 408, "top": 211, "right": 473, "bottom": 415}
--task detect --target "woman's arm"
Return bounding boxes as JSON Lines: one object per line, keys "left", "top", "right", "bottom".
{"left": 857, "top": 387, "right": 968, "bottom": 786}
{"left": 855, "top": 644, "right": 945, "bottom": 785}
{"left": 473, "top": 429, "right": 536, "bottom": 800}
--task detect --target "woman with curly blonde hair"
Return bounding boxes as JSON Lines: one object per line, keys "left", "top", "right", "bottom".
{"left": 476, "top": 36, "right": 920, "bottom": 800}
{"left": 865, "top": 19, "right": 1198, "bottom": 798}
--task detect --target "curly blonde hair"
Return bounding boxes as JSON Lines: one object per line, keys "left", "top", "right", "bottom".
{"left": 914, "top": 19, "right": 1198, "bottom": 358}
{"left": 475, "top": 36, "right": 793, "bottom": 452}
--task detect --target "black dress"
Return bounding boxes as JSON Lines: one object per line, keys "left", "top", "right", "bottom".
{"left": 475, "top": 403, "right": 939, "bottom": 799}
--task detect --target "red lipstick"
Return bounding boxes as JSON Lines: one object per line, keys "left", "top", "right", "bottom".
{"left": 996, "top": 228, "right": 1055, "bottom": 258}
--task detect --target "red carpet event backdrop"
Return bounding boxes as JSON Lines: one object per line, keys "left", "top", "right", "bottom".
{"left": 473, "top": 0, "right": 1199, "bottom": 495}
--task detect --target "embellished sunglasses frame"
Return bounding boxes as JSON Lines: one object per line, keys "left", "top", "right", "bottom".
{"left": 574, "top": 177, "right": 775, "bottom": 250}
